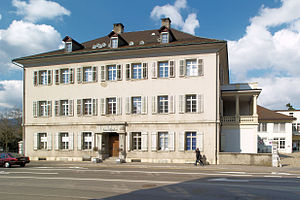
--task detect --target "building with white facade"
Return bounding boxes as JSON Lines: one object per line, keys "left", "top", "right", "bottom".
{"left": 13, "top": 18, "right": 260, "bottom": 164}
{"left": 276, "top": 110, "right": 300, "bottom": 152}
{"left": 257, "top": 106, "right": 295, "bottom": 153}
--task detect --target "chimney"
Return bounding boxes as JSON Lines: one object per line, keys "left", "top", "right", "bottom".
{"left": 161, "top": 18, "right": 171, "bottom": 29}
{"left": 113, "top": 23, "right": 124, "bottom": 34}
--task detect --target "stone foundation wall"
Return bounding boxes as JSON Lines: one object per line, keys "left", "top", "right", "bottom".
{"left": 218, "top": 152, "right": 272, "bottom": 166}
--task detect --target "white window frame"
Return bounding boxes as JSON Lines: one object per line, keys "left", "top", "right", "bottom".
{"left": 132, "top": 63, "right": 142, "bottom": 79}
{"left": 258, "top": 122, "right": 267, "bottom": 132}
{"left": 186, "top": 132, "right": 197, "bottom": 151}
{"left": 132, "top": 97, "right": 142, "bottom": 114}
{"left": 83, "top": 99, "right": 92, "bottom": 115}
{"left": 186, "top": 95, "right": 197, "bottom": 113}
{"left": 158, "top": 96, "right": 168, "bottom": 113}
{"left": 83, "top": 132, "right": 92, "bottom": 150}
{"left": 158, "top": 132, "right": 169, "bottom": 151}
{"left": 273, "top": 123, "right": 285, "bottom": 133}
{"left": 39, "top": 133, "right": 47, "bottom": 150}
{"left": 186, "top": 59, "right": 198, "bottom": 76}
{"left": 111, "top": 37, "right": 118, "bottom": 48}
{"left": 60, "top": 132, "right": 69, "bottom": 150}
{"left": 39, "top": 101, "right": 48, "bottom": 117}
{"left": 273, "top": 137, "right": 285, "bottom": 149}
{"left": 107, "top": 65, "right": 117, "bottom": 81}
{"left": 132, "top": 132, "right": 142, "bottom": 150}
{"left": 107, "top": 97, "right": 117, "bottom": 115}
{"left": 161, "top": 32, "right": 169, "bottom": 43}
{"left": 61, "top": 100, "right": 69, "bottom": 116}
{"left": 158, "top": 61, "right": 169, "bottom": 78}
{"left": 83, "top": 67, "right": 93, "bottom": 82}
{"left": 61, "top": 68, "right": 70, "bottom": 84}
{"left": 66, "top": 42, "right": 72, "bottom": 52}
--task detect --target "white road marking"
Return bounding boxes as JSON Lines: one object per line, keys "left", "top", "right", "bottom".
{"left": 0, "top": 175, "right": 179, "bottom": 184}
{"left": 264, "top": 176, "right": 282, "bottom": 178}
{"left": 218, "top": 172, "right": 246, "bottom": 174}
{"left": 5, "top": 172, "right": 58, "bottom": 175}
{"left": 208, "top": 178, "right": 250, "bottom": 182}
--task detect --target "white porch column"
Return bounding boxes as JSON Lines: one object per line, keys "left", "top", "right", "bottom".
{"left": 253, "top": 95, "right": 258, "bottom": 116}
{"left": 235, "top": 95, "right": 240, "bottom": 117}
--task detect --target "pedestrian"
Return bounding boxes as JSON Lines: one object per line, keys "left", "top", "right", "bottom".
{"left": 194, "top": 148, "right": 204, "bottom": 166}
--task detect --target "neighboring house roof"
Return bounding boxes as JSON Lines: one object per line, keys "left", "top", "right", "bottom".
{"left": 274, "top": 109, "right": 300, "bottom": 112}
{"left": 258, "top": 105, "right": 296, "bottom": 121}
{"left": 13, "top": 28, "right": 225, "bottom": 62}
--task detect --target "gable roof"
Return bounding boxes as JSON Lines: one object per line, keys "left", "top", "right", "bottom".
{"left": 13, "top": 28, "right": 225, "bottom": 62}
{"left": 257, "top": 105, "right": 296, "bottom": 121}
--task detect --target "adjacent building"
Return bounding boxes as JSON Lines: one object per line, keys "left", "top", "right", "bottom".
{"left": 13, "top": 18, "right": 260, "bottom": 164}
{"left": 257, "top": 106, "right": 295, "bottom": 153}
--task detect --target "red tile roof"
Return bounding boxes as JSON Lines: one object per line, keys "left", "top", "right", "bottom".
{"left": 257, "top": 105, "right": 296, "bottom": 121}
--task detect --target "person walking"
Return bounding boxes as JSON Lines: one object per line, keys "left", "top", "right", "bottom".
{"left": 194, "top": 148, "right": 204, "bottom": 166}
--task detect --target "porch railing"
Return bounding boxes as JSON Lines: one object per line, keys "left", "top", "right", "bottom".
{"left": 221, "top": 115, "right": 258, "bottom": 124}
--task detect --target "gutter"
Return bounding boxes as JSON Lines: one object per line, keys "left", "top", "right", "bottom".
{"left": 12, "top": 61, "right": 25, "bottom": 155}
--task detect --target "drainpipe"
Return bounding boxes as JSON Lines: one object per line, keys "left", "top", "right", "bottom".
{"left": 12, "top": 61, "right": 25, "bottom": 155}
{"left": 215, "top": 53, "right": 219, "bottom": 164}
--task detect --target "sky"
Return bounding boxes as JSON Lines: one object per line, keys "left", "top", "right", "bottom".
{"left": 0, "top": 0, "right": 300, "bottom": 111}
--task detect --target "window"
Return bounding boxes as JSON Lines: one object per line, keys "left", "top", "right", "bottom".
{"left": 186, "top": 132, "right": 196, "bottom": 151}
{"left": 66, "top": 42, "right": 72, "bottom": 52}
{"left": 132, "top": 97, "right": 142, "bottom": 114}
{"left": 179, "top": 59, "right": 203, "bottom": 77}
{"left": 292, "top": 123, "right": 300, "bottom": 132}
{"left": 158, "top": 62, "right": 169, "bottom": 78}
{"left": 111, "top": 37, "right": 118, "bottom": 48}
{"left": 108, "top": 65, "right": 117, "bottom": 81}
{"left": 60, "top": 133, "right": 69, "bottom": 150}
{"left": 34, "top": 70, "right": 52, "bottom": 86}
{"left": 258, "top": 123, "right": 267, "bottom": 132}
{"left": 83, "top": 132, "right": 92, "bottom": 150}
{"left": 83, "top": 99, "right": 92, "bottom": 115}
{"left": 34, "top": 101, "right": 51, "bottom": 117}
{"left": 61, "top": 100, "right": 69, "bottom": 116}
{"left": 132, "top": 132, "right": 141, "bottom": 150}
{"left": 40, "top": 71, "right": 48, "bottom": 85}
{"left": 273, "top": 123, "right": 285, "bottom": 132}
{"left": 161, "top": 32, "right": 169, "bottom": 43}
{"left": 83, "top": 67, "right": 93, "bottom": 82}
{"left": 39, "top": 133, "right": 47, "bottom": 150}
{"left": 55, "top": 68, "right": 74, "bottom": 85}
{"left": 107, "top": 98, "right": 117, "bottom": 114}
{"left": 126, "top": 63, "right": 147, "bottom": 80}
{"left": 158, "top": 132, "right": 168, "bottom": 151}
{"left": 54, "top": 100, "right": 73, "bottom": 116}
{"left": 158, "top": 96, "right": 168, "bottom": 113}
{"left": 273, "top": 137, "right": 285, "bottom": 149}
{"left": 186, "top": 95, "right": 197, "bottom": 113}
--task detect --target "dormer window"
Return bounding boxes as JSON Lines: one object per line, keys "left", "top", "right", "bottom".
{"left": 66, "top": 42, "right": 72, "bottom": 52}
{"left": 111, "top": 37, "right": 118, "bottom": 48}
{"left": 161, "top": 32, "right": 169, "bottom": 43}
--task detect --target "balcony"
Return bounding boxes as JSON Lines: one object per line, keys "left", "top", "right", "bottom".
{"left": 221, "top": 115, "right": 258, "bottom": 125}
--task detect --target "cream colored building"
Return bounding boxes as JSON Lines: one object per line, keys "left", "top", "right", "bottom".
{"left": 13, "top": 18, "right": 259, "bottom": 164}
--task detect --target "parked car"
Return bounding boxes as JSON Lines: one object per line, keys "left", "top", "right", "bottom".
{"left": 0, "top": 153, "right": 30, "bottom": 168}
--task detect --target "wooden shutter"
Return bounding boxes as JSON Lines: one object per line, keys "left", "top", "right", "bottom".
{"left": 152, "top": 62, "right": 157, "bottom": 79}
{"left": 77, "top": 99, "right": 82, "bottom": 116}
{"left": 142, "top": 96, "right": 147, "bottom": 114}
{"left": 179, "top": 131, "right": 185, "bottom": 151}
{"left": 126, "top": 132, "right": 132, "bottom": 151}
{"left": 197, "top": 131, "right": 204, "bottom": 151}
{"left": 77, "top": 132, "right": 82, "bottom": 150}
{"left": 70, "top": 68, "right": 74, "bottom": 84}
{"left": 179, "top": 59, "right": 185, "bottom": 77}
{"left": 197, "top": 94, "right": 204, "bottom": 113}
{"left": 179, "top": 95, "right": 185, "bottom": 114}
{"left": 69, "top": 132, "right": 74, "bottom": 150}
{"left": 33, "top": 133, "right": 38, "bottom": 150}
{"left": 126, "top": 64, "right": 131, "bottom": 80}
{"left": 117, "top": 64, "right": 122, "bottom": 80}
{"left": 169, "top": 131, "right": 175, "bottom": 151}
{"left": 151, "top": 132, "right": 157, "bottom": 151}
{"left": 55, "top": 133, "right": 59, "bottom": 150}
{"left": 125, "top": 97, "right": 131, "bottom": 115}
{"left": 117, "top": 97, "right": 122, "bottom": 115}
{"left": 54, "top": 100, "right": 59, "bottom": 116}
{"left": 33, "top": 101, "right": 37, "bottom": 118}
{"left": 47, "top": 101, "right": 52, "bottom": 117}
{"left": 68, "top": 100, "right": 74, "bottom": 116}
{"left": 169, "top": 60, "right": 175, "bottom": 78}
{"left": 77, "top": 68, "right": 82, "bottom": 83}
{"left": 197, "top": 59, "right": 204, "bottom": 76}
{"left": 54, "top": 70, "right": 59, "bottom": 85}
{"left": 34, "top": 71, "right": 38, "bottom": 86}
{"left": 100, "top": 98, "right": 106, "bottom": 115}
{"left": 101, "top": 66, "right": 106, "bottom": 82}
{"left": 142, "top": 62, "right": 148, "bottom": 79}
{"left": 92, "top": 66, "right": 98, "bottom": 82}
{"left": 47, "top": 70, "right": 52, "bottom": 85}
{"left": 169, "top": 95, "right": 175, "bottom": 114}
{"left": 152, "top": 96, "right": 157, "bottom": 114}
{"left": 92, "top": 99, "right": 98, "bottom": 116}
{"left": 47, "top": 133, "right": 52, "bottom": 150}
{"left": 141, "top": 132, "right": 148, "bottom": 151}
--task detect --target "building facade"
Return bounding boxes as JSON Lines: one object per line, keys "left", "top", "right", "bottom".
{"left": 257, "top": 106, "right": 295, "bottom": 153}
{"left": 276, "top": 110, "right": 300, "bottom": 152}
{"left": 14, "top": 18, "right": 258, "bottom": 164}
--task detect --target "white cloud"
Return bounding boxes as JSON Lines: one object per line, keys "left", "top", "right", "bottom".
{"left": 0, "top": 80, "right": 22, "bottom": 110}
{"left": 150, "top": 0, "right": 199, "bottom": 35}
{"left": 228, "top": 0, "right": 300, "bottom": 109}
{"left": 13, "top": 0, "right": 70, "bottom": 23}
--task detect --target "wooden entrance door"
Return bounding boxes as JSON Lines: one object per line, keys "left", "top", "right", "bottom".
{"left": 108, "top": 133, "right": 119, "bottom": 157}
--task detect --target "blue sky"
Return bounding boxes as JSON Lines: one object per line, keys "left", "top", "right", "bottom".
{"left": 0, "top": 0, "right": 300, "bottom": 111}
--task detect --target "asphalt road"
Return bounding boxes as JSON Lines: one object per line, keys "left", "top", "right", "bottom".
{"left": 0, "top": 161, "right": 300, "bottom": 200}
